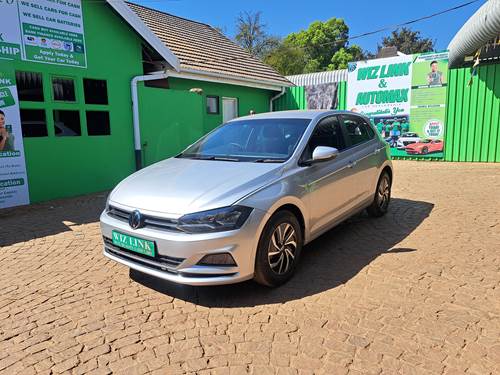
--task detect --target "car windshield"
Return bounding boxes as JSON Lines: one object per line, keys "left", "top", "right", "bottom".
{"left": 178, "top": 118, "right": 311, "bottom": 162}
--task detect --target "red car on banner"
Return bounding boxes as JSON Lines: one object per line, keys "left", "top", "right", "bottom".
{"left": 405, "top": 139, "right": 444, "bottom": 155}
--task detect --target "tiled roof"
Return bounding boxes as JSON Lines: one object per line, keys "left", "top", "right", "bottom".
{"left": 126, "top": 2, "right": 292, "bottom": 87}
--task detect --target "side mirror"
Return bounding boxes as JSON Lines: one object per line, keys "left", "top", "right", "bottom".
{"left": 301, "top": 146, "right": 339, "bottom": 166}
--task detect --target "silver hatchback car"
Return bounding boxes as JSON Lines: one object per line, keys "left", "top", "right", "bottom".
{"left": 100, "top": 110, "right": 393, "bottom": 287}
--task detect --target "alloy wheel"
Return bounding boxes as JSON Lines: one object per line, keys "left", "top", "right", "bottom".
{"left": 378, "top": 176, "right": 391, "bottom": 209}
{"left": 268, "top": 223, "right": 297, "bottom": 275}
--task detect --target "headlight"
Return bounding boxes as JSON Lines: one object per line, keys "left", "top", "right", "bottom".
{"left": 105, "top": 195, "right": 110, "bottom": 211}
{"left": 177, "top": 206, "right": 253, "bottom": 233}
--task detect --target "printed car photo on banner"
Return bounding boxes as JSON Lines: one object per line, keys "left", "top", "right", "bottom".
{"left": 0, "top": 62, "right": 30, "bottom": 208}
{"left": 347, "top": 52, "right": 448, "bottom": 158}
{"left": 0, "top": 0, "right": 86, "bottom": 67}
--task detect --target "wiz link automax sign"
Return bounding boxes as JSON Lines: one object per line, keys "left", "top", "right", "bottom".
{"left": 0, "top": 0, "right": 87, "bottom": 68}
{"left": 347, "top": 55, "right": 413, "bottom": 118}
{"left": 347, "top": 52, "right": 448, "bottom": 159}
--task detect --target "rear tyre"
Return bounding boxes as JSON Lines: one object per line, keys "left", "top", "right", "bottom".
{"left": 367, "top": 172, "right": 391, "bottom": 217}
{"left": 254, "top": 211, "right": 303, "bottom": 287}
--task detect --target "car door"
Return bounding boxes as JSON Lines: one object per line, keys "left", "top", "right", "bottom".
{"left": 340, "top": 114, "right": 381, "bottom": 204}
{"left": 298, "top": 115, "right": 361, "bottom": 235}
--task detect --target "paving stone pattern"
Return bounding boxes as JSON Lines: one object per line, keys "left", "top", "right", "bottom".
{"left": 0, "top": 161, "right": 499, "bottom": 374}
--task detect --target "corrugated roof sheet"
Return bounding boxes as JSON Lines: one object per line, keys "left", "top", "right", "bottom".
{"left": 286, "top": 70, "right": 348, "bottom": 86}
{"left": 127, "top": 2, "right": 292, "bottom": 87}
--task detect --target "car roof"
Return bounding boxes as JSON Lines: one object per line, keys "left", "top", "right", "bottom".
{"left": 231, "top": 110, "right": 360, "bottom": 122}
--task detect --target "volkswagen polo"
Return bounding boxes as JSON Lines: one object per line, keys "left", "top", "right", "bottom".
{"left": 100, "top": 110, "right": 393, "bottom": 287}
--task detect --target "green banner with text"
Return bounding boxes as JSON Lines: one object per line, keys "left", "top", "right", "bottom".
{"left": 0, "top": 0, "right": 86, "bottom": 68}
{"left": 0, "top": 61, "right": 30, "bottom": 208}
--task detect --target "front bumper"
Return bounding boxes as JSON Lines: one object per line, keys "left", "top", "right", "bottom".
{"left": 100, "top": 207, "right": 269, "bottom": 286}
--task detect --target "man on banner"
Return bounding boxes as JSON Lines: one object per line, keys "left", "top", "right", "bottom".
{"left": 427, "top": 61, "right": 444, "bottom": 85}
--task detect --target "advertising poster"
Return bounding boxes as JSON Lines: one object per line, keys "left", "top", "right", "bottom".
{"left": 0, "top": 0, "right": 23, "bottom": 61}
{"left": 407, "top": 52, "right": 448, "bottom": 158}
{"left": 305, "top": 83, "right": 339, "bottom": 110}
{"left": 0, "top": 0, "right": 86, "bottom": 68}
{"left": 0, "top": 62, "right": 30, "bottom": 208}
{"left": 347, "top": 52, "right": 448, "bottom": 158}
{"left": 347, "top": 55, "right": 413, "bottom": 118}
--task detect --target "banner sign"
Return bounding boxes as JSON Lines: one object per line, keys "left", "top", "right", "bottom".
{"left": 0, "top": 0, "right": 86, "bottom": 68}
{"left": 305, "top": 83, "right": 339, "bottom": 110}
{"left": 409, "top": 52, "right": 448, "bottom": 155}
{"left": 0, "top": 62, "right": 30, "bottom": 208}
{"left": 347, "top": 52, "right": 448, "bottom": 158}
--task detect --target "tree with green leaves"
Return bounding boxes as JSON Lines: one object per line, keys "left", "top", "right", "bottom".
{"left": 263, "top": 42, "right": 308, "bottom": 76}
{"left": 263, "top": 18, "right": 366, "bottom": 75}
{"left": 379, "top": 27, "right": 435, "bottom": 55}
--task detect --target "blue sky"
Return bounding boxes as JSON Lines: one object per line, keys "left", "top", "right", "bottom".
{"left": 131, "top": 0, "right": 485, "bottom": 53}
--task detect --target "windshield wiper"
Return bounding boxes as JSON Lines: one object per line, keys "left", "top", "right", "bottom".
{"left": 211, "top": 156, "right": 240, "bottom": 162}
{"left": 253, "top": 159, "right": 286, "bottom": 163}
{"left": 187, "top": 155, "right": 240, "bottom": 162}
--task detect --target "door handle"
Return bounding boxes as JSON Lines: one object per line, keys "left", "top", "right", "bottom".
{"left": 347, "top": 161, "right": 357, "bottom": 168}
{"left": 373, "top": 148, "right": 381, "bottom": 155}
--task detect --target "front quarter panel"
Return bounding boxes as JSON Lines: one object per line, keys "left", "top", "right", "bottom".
{"left": 236, "top": 171, "right": 310, "bottom": 242}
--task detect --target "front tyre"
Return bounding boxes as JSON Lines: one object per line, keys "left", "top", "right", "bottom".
{"left": 367, "top": 171, "right": 391, "bottom": 217}
{"left": 254, "top": 211, "right": 303, "bottom": 287}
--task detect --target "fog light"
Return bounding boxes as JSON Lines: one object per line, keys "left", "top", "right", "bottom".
{"left": 197, "top": 253, "right": 236, "bottom": 266}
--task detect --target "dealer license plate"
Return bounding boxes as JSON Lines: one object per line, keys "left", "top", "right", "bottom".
{"left": 112, "top": 230, "right": 155, "bottom": 257}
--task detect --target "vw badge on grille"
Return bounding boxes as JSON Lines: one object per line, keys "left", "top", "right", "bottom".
{"left": 129, "top": 210, "right": 144, "bottom": 229}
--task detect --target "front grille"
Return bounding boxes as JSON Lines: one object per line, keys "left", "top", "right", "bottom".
{"left": 103, "top": 237, "right": 185, "bottom": 271}
{"left": 108, "top": 206, "right": 181, "bottom": 232}
{"left": 104, "top": 238, "right": 236, "bottom": 279}
{"left": 107, "top": 206, "right": 129, "bottom": 221}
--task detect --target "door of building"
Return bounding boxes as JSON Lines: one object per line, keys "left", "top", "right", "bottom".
{"left": 222, "top": 97, "right": 238, "bottom": 123}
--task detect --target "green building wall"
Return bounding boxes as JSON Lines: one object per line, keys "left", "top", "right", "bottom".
{"left": 14, "top": 1, "right": 144, "bottom": 203}
{"left": 3, "top": 1, "right": 278, "bottom": 204}
{"left": 272, "top": 86, "right": 306, "bottom": 111}
{"left": 137, "top": 79, "right": 273, "bottom": 166}
{"left": 272, "top": 81, "right": 347, "bottom": 111}
{"left": 168, "top": 78, "right": 273, "bottom": 132}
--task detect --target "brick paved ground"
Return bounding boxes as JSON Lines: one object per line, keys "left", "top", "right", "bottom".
{"left": 0, "top": 161, "right": 499, "bottom": 375}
